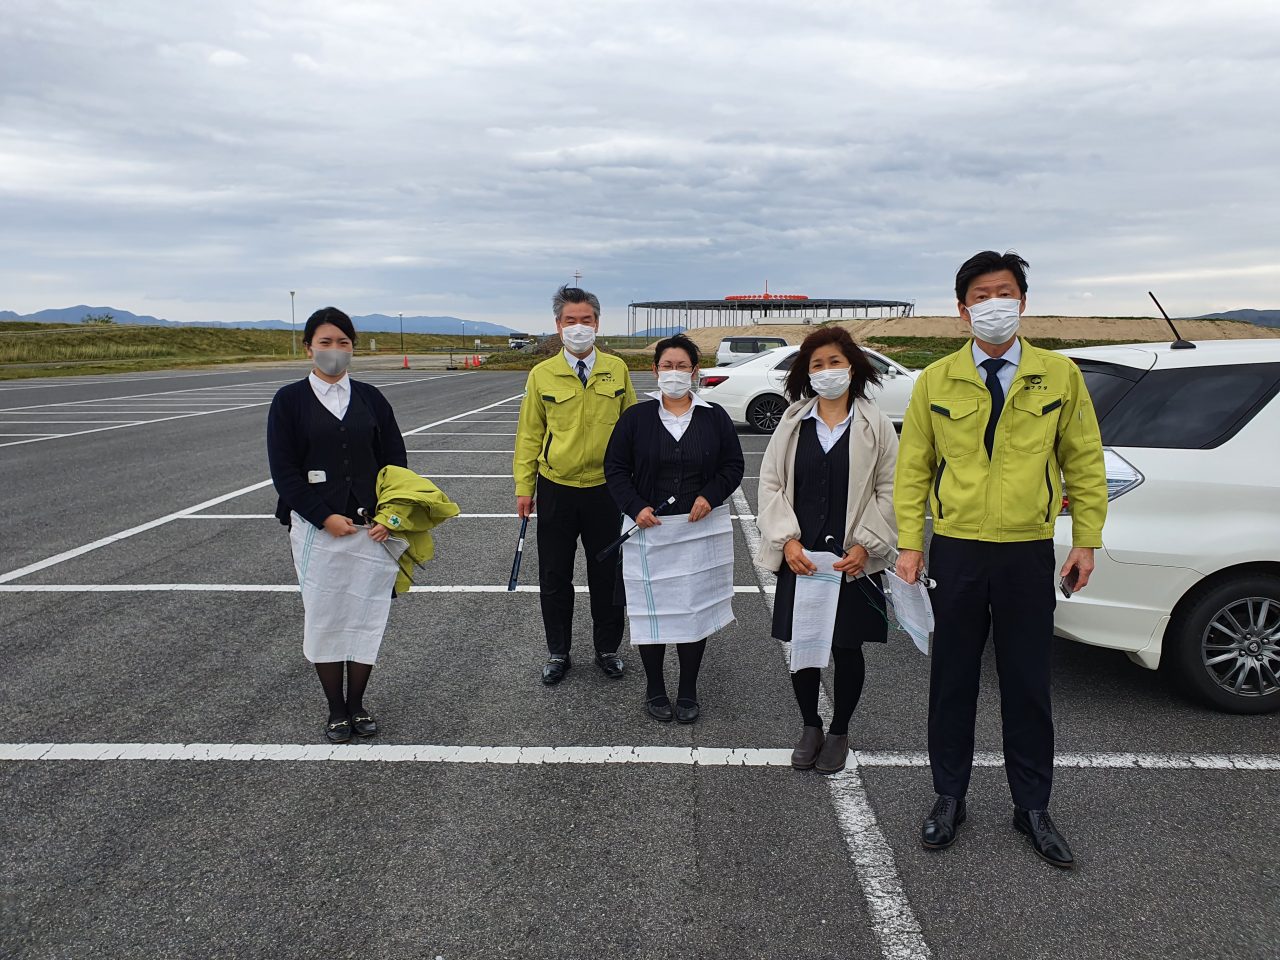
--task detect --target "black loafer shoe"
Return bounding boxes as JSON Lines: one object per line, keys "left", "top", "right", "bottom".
{"left": 542, "top": 656, "right": 571, "bottom": 685}
{"left": 646, "top": 696, "right": 674, "bottom": 721}
{"left": 1014, "top": 808, "right": 1075, "bottom": 869}
{"left": 594, "top": 651, "right": 625, "bottom": 679}
{"left": 921, "top": 794, "right": 967, "bottom": 850}
{"left": 674, "top": 698, "right": 700, "bottom": 724}
{"left": 350, "top": 711, "right": 378, "bottom": 737}
{"left": 324, "top": 718, "right": 352, "bottom": 744}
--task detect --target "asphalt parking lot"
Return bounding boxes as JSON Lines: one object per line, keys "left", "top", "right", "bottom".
{"left": 1, "top": 365, "right": 1277, "bottom": 960}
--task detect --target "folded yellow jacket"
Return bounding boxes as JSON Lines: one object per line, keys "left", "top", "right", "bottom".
{"left": 373, "top": 464, "right": 461, "bottom": 593}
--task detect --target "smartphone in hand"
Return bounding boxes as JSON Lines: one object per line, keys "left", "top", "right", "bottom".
{"left": 1059, "top": 568, "right": 1080, "bottom": 598}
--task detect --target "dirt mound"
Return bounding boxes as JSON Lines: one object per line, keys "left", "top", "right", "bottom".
{"left": 657, "top": 316, "right": 1279, "bottom": 353}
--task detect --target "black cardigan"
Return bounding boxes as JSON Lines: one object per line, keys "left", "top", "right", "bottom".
{"left": 603, "top": 398, "right": 745, "bottom": 521}
{"left": 266, "top": 378, "right": 408, "bottom": 529}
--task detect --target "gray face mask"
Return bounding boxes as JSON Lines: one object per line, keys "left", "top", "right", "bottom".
{"left": 313, "top": 348, "right": 352, "bottom": 377}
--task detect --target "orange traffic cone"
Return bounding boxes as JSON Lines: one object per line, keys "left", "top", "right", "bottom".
{"left": 402, "top": 354, "right": 410, "bottom": 369}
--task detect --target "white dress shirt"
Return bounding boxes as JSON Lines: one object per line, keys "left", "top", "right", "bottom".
{"left": 647, "top": 390, "right": 711, "bottom": 441}
{"left": 805, "top": 400, "right": 855, "bottom": 453}
{"left": 972, "top": 338, "right": 1021, "bottom": 396}
{"left": 309, "top": 371, "right": 351, "bottom": 419}
{"left": 564, "top": 348, "right": 597, "bottom": 382}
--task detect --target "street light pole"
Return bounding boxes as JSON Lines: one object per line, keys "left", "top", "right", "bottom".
{"left": 289, "top": 290, "right": 296, "bottom": 356}
{"left": 399, "top": 312, "right": 404, "bottom": 355}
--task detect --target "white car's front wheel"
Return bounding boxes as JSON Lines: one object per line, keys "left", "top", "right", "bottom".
{"left": 1166, "top": 574, "right": 1280, "bottom": 714}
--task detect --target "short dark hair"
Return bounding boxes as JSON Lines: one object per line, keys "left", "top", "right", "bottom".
{"left": 955, "top": 250, "right": 1030, "bottom": 302}
{"left": 784, "top": 327, "right": 881, "bottom": 407}
{"left": 653, "top": 334, "right": 699, "bottom": 368}
{"left": 552, "top": 285, "right": 601, "bottom": 322}
{"left": 303, "top": 307, "right": 357, "bottom": 345}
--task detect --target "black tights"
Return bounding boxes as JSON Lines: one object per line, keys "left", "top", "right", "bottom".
{"left": 791, "top": 645, "right": 866, "bottom": 736}
{"left": 314, "top": 661, "right": 373, "bottom": 720}
{"left": 638, "top": 639, "right": 707, "bottom": 705}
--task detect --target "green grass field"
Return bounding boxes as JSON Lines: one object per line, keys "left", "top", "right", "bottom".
{"left": 0, "top": 322, "right": 1165, "bottom": 380}
{"left": 0, "top": 323, "right": 507, "bottom": 379}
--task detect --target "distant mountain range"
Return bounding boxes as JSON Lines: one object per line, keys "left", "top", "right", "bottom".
{"left": 634, "top": 325, "right": 686, "bottom": 338}
{"left": 0, "top": 305, "right": 518, "bottom": 335}
{"left": 1192, "top": 309, "right": 1280, "bottom": 328}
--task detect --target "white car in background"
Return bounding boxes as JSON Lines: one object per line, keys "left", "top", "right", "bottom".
{"left": 1055, "top": 339, "right": 1280, "bottom": 713}
{"left": 715, "top": 335, "right": 789, "bottom": 366}
{"left": 696, "top": 345, "right": 918, "bottom": 432}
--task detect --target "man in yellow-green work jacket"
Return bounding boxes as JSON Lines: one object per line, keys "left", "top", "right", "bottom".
{"left": 894, "top": 250, "right": 1107, "bottom": 871}
{"left": 515, "top": 284, "right": 637, "bottom": 686}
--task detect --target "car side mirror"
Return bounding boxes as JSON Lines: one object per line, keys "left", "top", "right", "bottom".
{"left": 882, "top": 367, "right": 898, "bottom": 379}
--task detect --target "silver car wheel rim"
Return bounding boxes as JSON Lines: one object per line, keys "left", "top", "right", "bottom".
{"left": 1201, "top": 596, "right": 1280, "bottom": 698}
{"left": 750, "top": 396, "right": 786, "bottom": 431}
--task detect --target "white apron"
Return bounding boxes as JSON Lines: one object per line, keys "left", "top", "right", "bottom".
{"left": 622, "top": 504, "right": 735, "bottom": 644}
{"left": 788, "top": 550, "right": 843, "bottom": 671}
{"left": 289, "top": 512, "right": 399, "bottom": 664}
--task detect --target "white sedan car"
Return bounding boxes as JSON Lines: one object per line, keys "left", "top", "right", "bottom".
{"left": 1054, "top": 339, "right": 1280, "bottom": 713}
{"left": 696, "top": 345, "right": 918, "bottom": 432}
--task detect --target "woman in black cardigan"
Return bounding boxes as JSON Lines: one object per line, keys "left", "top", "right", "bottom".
{"left": 267, "top": 307, "right": 408, "bottom": 743}
{"left": 604, "top": 334, "right": 745, "bottom": 722}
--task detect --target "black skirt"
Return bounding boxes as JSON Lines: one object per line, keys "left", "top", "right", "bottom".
{"left": 771, "top": 566, "right": 888, "bottom": 647}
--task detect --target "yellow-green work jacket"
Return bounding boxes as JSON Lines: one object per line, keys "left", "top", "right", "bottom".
{"left": 894, "top": 338, "right": 1107, "bottom": 552}
{"left": 514, "top": 352, "right": 637, "bottom": 495}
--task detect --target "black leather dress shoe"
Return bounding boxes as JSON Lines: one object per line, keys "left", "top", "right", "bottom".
{"left": 594, "top": 651, "right": 625, "bottom": 678}
{"left": 674, "top": 698, "right": 700, "bottom": 724}
{"left": 542, "top": 656, "right": 571, "bottom": 685}
{"left": 921, "top": 794, "right": 967, "bottom": 850}
{"left": 325, "top": 717, "right": 352, "bottom": 744}
{"left": 646, "top": 696, "right": 674, "bottom": 721}
{"left": 350, "top": 711, "right": 378, "bottom": 737}
{"left": 1014, "top": 808, "right": 1075, "bottom": 869}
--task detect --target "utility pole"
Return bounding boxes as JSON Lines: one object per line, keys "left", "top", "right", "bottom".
{"left": 289, "top": 290, "right": 296, "bottom": 356}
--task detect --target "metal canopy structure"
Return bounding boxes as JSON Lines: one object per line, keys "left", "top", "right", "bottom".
{"left": 626, "top": 296, "right": 914, "bottom": 336}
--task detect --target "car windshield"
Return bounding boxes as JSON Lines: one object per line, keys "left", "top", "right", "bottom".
{"left": 1078, "top": 359, "right": 1280, "bottom": 449}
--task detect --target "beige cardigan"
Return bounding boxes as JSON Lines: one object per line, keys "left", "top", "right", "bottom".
{"left": 754, "top": 396, "right": 899, "bottom": 574}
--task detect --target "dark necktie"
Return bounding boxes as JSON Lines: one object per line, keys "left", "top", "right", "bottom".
{"left": 576, "top": 360, "right": 588, "bottom": 388}
{"left": 981, "top": 357, "right": 1007, "bottom": 458}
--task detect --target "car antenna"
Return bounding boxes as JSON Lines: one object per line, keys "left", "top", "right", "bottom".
{"left": 1147, "top": 291, "right": 1196, "bottom": 350}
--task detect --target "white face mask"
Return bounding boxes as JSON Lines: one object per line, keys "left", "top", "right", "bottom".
{"left": 809, "top": 368, "right": 851, "bottom": 400}
{"left": 560, "top": 323, "right": 596, "bottom": 353}
{"left": 657, "top": 370, "right": 692, "bottom": 399}
{"left": 967, "top": 298, "right": 1022, "bottom": 345}
{"left": 313, "top": 348, "right": 352, "bottom": 377}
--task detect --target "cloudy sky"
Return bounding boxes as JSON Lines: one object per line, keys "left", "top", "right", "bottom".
{"left": 2, "top": 0, "right": 1278, "bottom": 331}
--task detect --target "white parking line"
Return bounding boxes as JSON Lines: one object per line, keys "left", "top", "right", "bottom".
{"left": 401, "top": 394, "right": 525, "bottom": 436}
{"left": 733, "top": 487, "right": 930, "bottom": 960}
{"left": 174, "top": 512, "right": 759, "bottom": 521}
{"left": 2, "top": 742, "right": 1275, "bottom": 769}
{"left": 0, "top": 480, "right": 276, "bottom": 583}
{"left": 0, "top": 375, "right": 454, "bottom": 448}
{"left": 0, "top": 392, "right": 521, "bottom": 581}
{"left": 0, "top": 584, "right": 767, "bottom": 594}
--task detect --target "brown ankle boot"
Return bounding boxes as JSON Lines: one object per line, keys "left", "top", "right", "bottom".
{"left": 791, "top": 726, "right": 825, "bottom": 770}
{"left": 815, "top": 734, "right": 849, "bottom": 774}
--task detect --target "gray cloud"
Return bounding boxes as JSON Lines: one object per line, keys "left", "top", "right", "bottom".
{"left": 2, "top": 0, "right": 1278, "bottom": 330}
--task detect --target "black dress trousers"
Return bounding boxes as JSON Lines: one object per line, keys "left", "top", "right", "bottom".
{"left": 536, "top": 474, "right": 625, "bottom": 657}
{"left": 927, "top": 535, "right": 1057, "bottom": 810}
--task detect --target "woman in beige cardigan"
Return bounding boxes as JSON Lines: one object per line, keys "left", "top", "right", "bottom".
{"left": 756, "top": 327, "right": 899, "bottom": 775}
